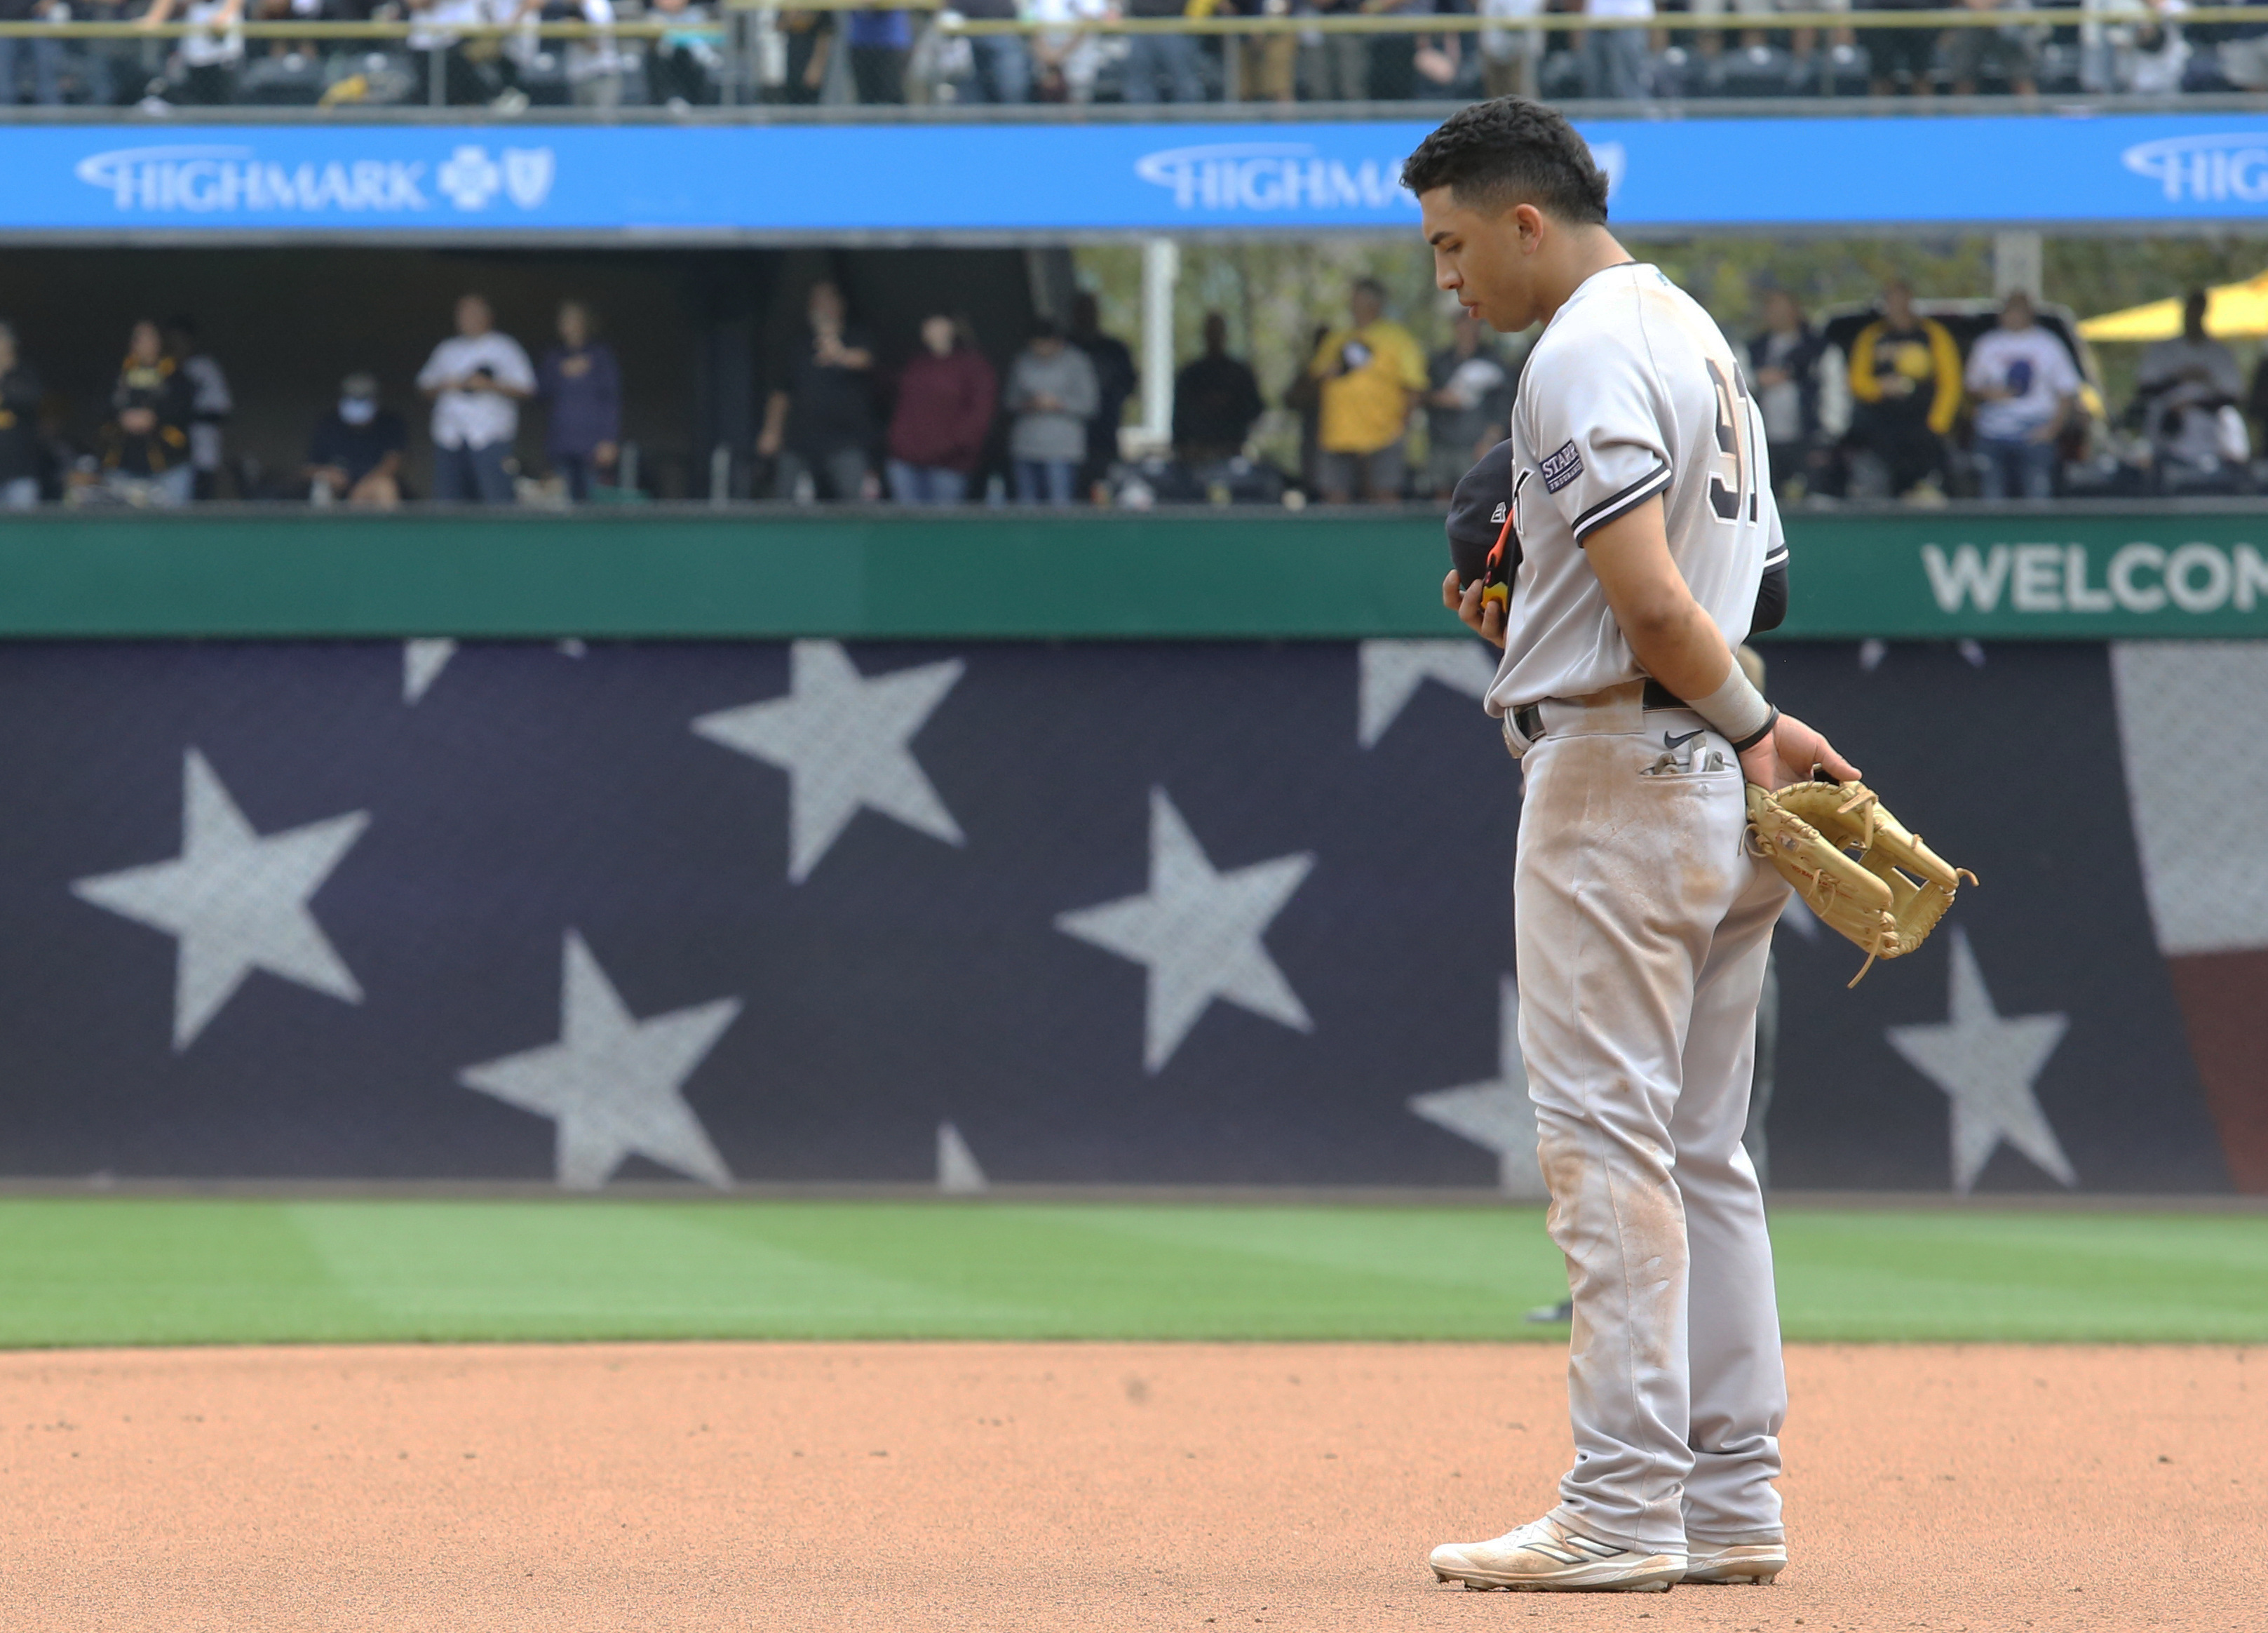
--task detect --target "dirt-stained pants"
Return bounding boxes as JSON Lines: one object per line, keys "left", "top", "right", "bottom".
{"left": 1511, "top": 688, "right": 1788, "bottom": 1557}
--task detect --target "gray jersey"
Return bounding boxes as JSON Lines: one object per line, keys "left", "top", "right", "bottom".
{"left": 1485, "top": 262, "right": 1786, "bottom": 715}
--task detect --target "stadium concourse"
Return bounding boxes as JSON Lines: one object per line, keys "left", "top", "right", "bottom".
{"left": 1, "top": 51, "right": 2265, "bottom": 1633}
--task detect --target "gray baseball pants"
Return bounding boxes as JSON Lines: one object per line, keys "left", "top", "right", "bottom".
{"left": 1511, "top": 684, "right": 1789, "bottom": 1557}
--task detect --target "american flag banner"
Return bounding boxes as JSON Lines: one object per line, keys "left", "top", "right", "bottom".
{"left": 0, "top": 636, "right": 2239, "bottom": 1195}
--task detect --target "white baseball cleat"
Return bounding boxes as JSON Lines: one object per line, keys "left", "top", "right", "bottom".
{"left": 1682, "top": 1542, "right": 1787, "bottom": 1585}
{"left": 1428, "top": 1516, "right": 1684, "bottom": 1593}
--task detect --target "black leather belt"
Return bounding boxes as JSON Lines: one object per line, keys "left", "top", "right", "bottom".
{"left": 1513, "top": 679, "right": 1687, "bottom": 745}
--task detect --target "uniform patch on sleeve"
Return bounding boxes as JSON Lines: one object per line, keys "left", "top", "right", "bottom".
{"left": 1540, "top": 440, "right": 1584, "bottom": 493}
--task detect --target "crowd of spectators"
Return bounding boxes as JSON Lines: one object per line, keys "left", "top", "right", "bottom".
{"left": 8, "top": 269, "right": 2265, "bottom": 509}
{"left": 0, "top": 0, "right": 2244, "bottom": 112}
{"left": 0, "top": 292, "right": 621, "bottom": 508}
{"left": 1761, "top": 276, "right": 2268, "bottom": 504}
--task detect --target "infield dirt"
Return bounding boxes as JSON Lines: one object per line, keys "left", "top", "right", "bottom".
{"left": 1, "top": 1341, "right": 2255, "bottom": 1630}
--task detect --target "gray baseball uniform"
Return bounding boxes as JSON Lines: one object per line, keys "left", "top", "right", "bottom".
{"left": 1491, "top": 262, "right": 1790, "bottom": 1557}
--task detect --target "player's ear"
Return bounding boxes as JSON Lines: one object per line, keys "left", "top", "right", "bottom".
{"left": 1512, "top": 203, "right": 1546, "bottom": 253}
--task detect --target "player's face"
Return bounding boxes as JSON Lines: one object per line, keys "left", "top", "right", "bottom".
{"left": 1419, "top": 188, "right": 1541, "bottom": 334}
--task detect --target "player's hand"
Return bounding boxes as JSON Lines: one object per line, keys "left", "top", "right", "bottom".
{"left": 1738, "top": 710, "right": 1861, "bottom": 791}
{"left": 1443, "top": 568, "right": 1506, "bottom": 648}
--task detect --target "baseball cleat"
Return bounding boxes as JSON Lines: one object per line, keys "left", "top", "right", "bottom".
{"left": 1682, "top": 1543, "right": 1786, "bottom": 1585}
{"left": 1427, "top": 1517, "right": 1684, "bottom": 1593}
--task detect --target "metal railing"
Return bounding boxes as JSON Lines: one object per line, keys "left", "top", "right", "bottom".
{"left": 0, "top": 6, "right": 2233, "bottom": 113}
{"left": 0, "top": 6, "right": 2248, "bottom": 36}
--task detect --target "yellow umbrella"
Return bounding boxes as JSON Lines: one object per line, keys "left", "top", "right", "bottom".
{"left": 2079, "top": 270, "right": 2268, "bottom": 342}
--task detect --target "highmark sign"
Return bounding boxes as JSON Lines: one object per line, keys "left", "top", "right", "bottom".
{"left": 7, "top": 113, "right": 2268, "bottom": 238}
{"left": 1776, "top": 515, "right": 2268, "bottom": 640}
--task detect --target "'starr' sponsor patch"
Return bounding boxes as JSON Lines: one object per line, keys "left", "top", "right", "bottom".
{"left": 1541, "top": 441, "right": 1584, "bottom": 493}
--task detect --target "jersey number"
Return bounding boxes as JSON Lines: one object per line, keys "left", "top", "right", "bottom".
{"left": 1706, "top": 357, "right": 1757, "bottom": 525}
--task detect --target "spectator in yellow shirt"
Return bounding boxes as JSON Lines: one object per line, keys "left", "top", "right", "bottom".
{"left": 1847, "top": 278, "right": 1962, "bottom": 502}
{"left": 1309, "top": 278, "right": 1427, "bottom": 502}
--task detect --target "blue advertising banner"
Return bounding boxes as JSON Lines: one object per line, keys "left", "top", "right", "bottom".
{"left": 8, "top": 112, "right": 2268, "bottom": 238}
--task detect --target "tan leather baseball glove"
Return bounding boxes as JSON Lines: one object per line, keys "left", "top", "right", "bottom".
{"left": 1746, "top": 774, "right": 1976, "bottom": 988}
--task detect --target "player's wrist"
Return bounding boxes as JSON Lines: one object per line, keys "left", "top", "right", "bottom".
{"left": 1689, "top": 662, "right": 1775, "bottom": 753}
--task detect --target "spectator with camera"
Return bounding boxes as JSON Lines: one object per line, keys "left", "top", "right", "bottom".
{"left": 760, "top": 279, "right": 881, "bottom": 503}
{"left": 417, "top": 293, "right": 534, "bottom": 505}
{"left": 1307, "top": 277, "right": 1425, "bottom": 503}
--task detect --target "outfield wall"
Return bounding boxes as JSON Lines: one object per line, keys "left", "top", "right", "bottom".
{"left": 0, "top": 508, "right": 2259, "bottom": 1196}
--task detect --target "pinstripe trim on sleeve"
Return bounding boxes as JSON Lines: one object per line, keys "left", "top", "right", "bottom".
{"left": 1571, "top": 463, "right": 1673, "bottom": 544}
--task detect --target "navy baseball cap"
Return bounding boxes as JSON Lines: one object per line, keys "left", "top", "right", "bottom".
{"left": 1446, "top": 437, "right": 1516, "bottom": 589}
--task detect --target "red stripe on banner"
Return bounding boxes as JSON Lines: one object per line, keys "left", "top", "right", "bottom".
{"left": 2164, "top": 949, "right": 2268, "bottom": 1194}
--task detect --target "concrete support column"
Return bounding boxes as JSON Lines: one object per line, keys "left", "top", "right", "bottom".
{"left": 1139, "top": 236, "right": 1180, "bottom": 452}
{"left": 1993, "top": 231, "right": 2044, "bottom": 301}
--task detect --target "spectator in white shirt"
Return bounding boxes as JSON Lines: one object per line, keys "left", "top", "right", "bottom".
{"left": 1964, "top": 292, "right": 2078, "bottom": 502}
{"left": 1028, "top": 0, "right": 1109, "bottom": 102}
{"left": 417, "top": 293, "right": 534, "bottom": 506}
{"left": 1581, "top": 0, "right": 1652, "bottom": 99}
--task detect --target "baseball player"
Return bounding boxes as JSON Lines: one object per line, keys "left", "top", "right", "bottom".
{"left": 1405, "top": 98, "right": 1855, "bottom": 1594}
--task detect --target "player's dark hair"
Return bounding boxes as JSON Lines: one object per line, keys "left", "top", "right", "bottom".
{"left": 1400, "top": 98, "right": 1610, "bottom": 226}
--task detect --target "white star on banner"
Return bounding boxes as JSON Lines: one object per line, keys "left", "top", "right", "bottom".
{"left": 1409, "top": 976, "right": 1546, "bottom": 1198}
{"left": 937, "top": 1120, "right": 987, "bottom": 1195}
{"left": 72, "top": 749, "right": 370, "bottom": 1050}
{"left": 1356, "top": 640, "right": 1497, "bottom": 748}
{"left": 1056, "top": 788, "right": 1314, "bottom": 1073}
{"left": 403, "top": 639, "right": 458, "bottom": 704}
{"left": 461, "top": 932, "right": 738, "bottom": 1190}
{"left": 693, "top": 640, "right": 965, "bottom": 883}
{"left": 1886, "top": 927, "right": 2077, "bottom": 1194}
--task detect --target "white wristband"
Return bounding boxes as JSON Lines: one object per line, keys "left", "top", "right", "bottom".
{"left": 1689, "top": 661, "right": 1775, "bottom": 751}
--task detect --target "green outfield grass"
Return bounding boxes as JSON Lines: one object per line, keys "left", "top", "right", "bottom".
{"left": 0, "top": 1198, "right": 2260, "bottom": 1348}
